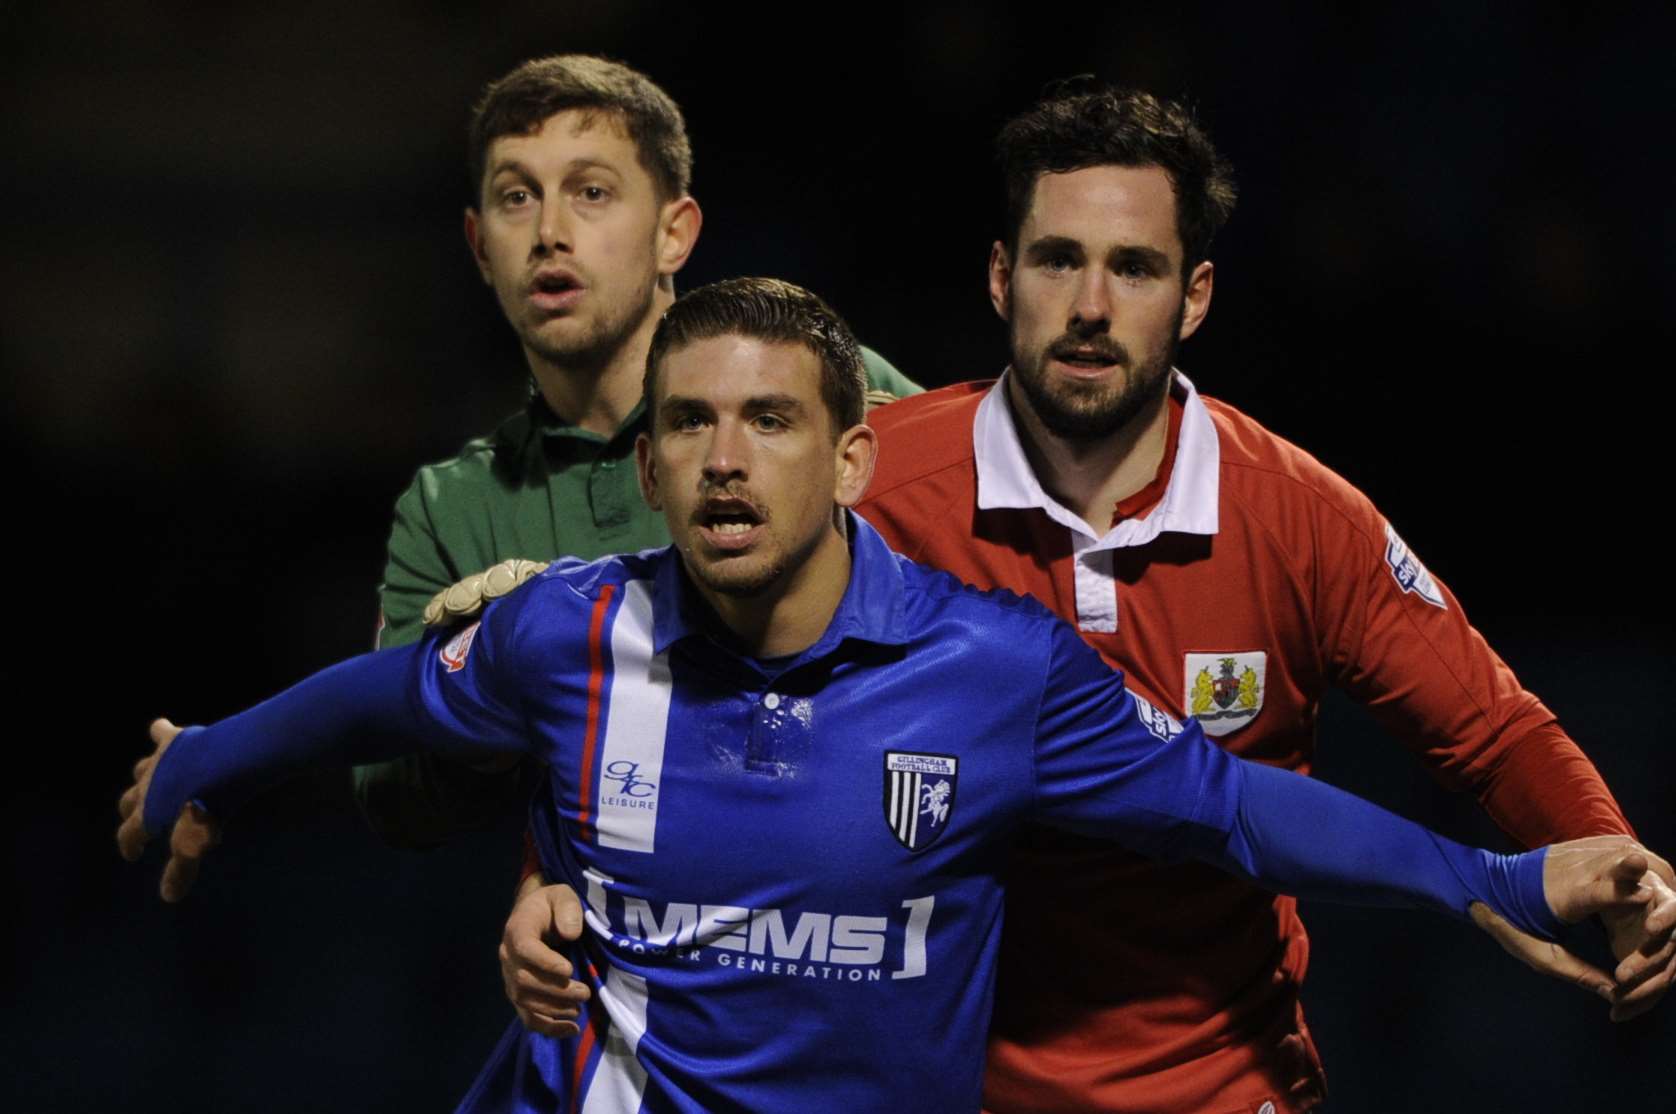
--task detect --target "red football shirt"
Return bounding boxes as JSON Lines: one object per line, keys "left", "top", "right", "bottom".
{"left": 858, "top": 373, "right": 1632, "bottom": 1114}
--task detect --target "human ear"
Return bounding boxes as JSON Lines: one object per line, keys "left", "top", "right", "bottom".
{"left": 833, "top": 423, "right": 879, "bottom": 508}
{"left": 987, "top": 241, "right": 1013, "bottom": 322}
{"left": 656, "top": 196, "right": 703, "bottom": 278}
{"left": 463, "top": 208, "right": 492, "bottom": 284}
{"left": 1178, "top": 260, "right": 1214, "bottom": 341}
{"left": 635, "top": 432, "right": 662, "bottom": 511}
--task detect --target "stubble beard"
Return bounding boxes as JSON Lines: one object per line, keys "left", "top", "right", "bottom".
{"left": 1009, "top": 309, "right": 1181, "bottom": 443}
{"left": 686, "top": 549, "right": 789, "bottom": 599}
{"left": 523, "top": 266, "right": 660, "bottom": 370}
{"left": 682, "top": 485, "right": 786, "bottom": 599}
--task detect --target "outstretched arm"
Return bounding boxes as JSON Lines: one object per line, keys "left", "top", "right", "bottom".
{"left": 119, "top": 612, "right": 533, "bottom": 897}
{"left": 1031, "top": 620, "right": 1675, "bottom": 1013}
{"left": 1220, "top": 750, "right": 1674, "bottom": 1004}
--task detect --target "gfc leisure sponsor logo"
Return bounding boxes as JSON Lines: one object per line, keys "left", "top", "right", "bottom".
{"left": 600, "top": 760, "right": 657, "bottom": 810}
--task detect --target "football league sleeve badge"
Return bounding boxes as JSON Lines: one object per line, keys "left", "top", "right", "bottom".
{"left": 1383, "top": 521, "right": 1448, "bottom": 609}
{"left": 1185, "top": 651, "right": 1266, "bottom": 737}
{"left": 884, "top": 752, "right": 957, "bottom": 851}
{"left": 439, "top": 620, "right": 481, "bottom": 673}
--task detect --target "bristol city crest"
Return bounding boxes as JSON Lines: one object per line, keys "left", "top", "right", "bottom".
{"left": 1184, "top": 651, "right": 1266, "bottom": 737}
{"left": 884, "top": 751, "right": 958, "bottom": 852}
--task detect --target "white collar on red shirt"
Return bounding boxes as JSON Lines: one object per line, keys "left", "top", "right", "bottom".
{"left": 973, "top": 369, "right": 1221, "bottom": 550}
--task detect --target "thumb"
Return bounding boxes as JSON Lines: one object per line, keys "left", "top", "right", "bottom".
{"left": 547, "top": 884, "right": 586, "bottom": 942}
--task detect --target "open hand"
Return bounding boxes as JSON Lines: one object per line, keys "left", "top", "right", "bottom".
{"left": 116, "top": 718, "right": 223, "bottom": 902}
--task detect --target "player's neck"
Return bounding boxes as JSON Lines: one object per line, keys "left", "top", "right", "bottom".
{"left": 697, "top": 516, "right": 853, "bottom": 660}
{"left": 1007, "top": 375, "right": 1173, "bottom": 533}
{"left": 526, "top": 285, "right": 676, "bottom": 436}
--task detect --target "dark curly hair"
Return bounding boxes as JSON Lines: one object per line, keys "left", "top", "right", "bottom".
{"left": 997, "top": 78, "right": 1237, "bottom": 276}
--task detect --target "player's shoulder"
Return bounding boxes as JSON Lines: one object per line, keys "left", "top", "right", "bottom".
{"left": 479, "top": 549, "right": 666, "bottom": 651}
{"left": 894, "top": 550, "right": 1060, "bottom": 639}
{"left": 399, "top": 407, "right": 536, "bottom": 507}
{"left": 526, "top": 548, "right": 663, "bottom": 605}
{"left": 863, "top": 381, "right": 989, "bottom": 500}
{"left": 1203, "top": 394, "right": 1382, "bottom": 534}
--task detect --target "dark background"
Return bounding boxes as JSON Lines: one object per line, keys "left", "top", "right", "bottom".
{"left": 5, "top": 2, "right": 1672, "bottom": 1110}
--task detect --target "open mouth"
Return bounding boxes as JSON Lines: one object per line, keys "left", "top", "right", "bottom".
{"left": 529, "top": 270, "right": 583, "bottom": 310}
{"left": 698, "top": 498, "right": 765, "bottom": 547}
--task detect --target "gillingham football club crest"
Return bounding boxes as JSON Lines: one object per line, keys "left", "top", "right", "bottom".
{"left": 1185, "top": 651, "right": 1266, "bottom": 737}
{"left": 884, "top": 751, "right": 957, "bottom": 852}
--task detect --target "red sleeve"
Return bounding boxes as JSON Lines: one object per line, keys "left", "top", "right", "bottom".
{"left": 1315, "top": 490, "right": 1632, "bottom": 846}
{"left": 518, "top": 825, "right": 543, "bottom": 890}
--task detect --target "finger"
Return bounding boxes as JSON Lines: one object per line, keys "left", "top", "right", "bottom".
{"left": 117, "top": 779, "right": 142, "bottom": 820}
{"left": 547, "top": 885, "right": 585, "bottom": 942}
{"left": 524, "top": 999, "right": 580, "bottom": 1020}
{"left": 517, "top": 1008, "right": 580, "bottom": 1038}
{"left": 1609, "top": 962, "right": 1673, "bottom": 1022}
{"left": 442, "top": 573, "right": 487, "bottom": 618}
{"left": 160, "top": 852, "right": 199, "bottom": 903}
{"left": 1630, "top": 845, "right": 1676, "bottom": 888}
{"left": 511, "top": 984, "right": 590, "bottom": 1014}
{"left": 513, "top": 966, "right": 591, "bottom": 1004}
{"left": 1471, "top": 902, "right": 1617, "bottom": 1001}
{"left": 1607, "top": 851, "right": 1650, "bottom": 887}
{"left": 1644, "top": 883, "right": 1676, "bottom": 938}
{"left": 115, "top": 809, "right": 151, "bottom": 862}
{"left": 159, "top": 806, "right": 215, "bottom": 902}
{"left": 507, "top": 933, "right": 574, "bottom": 980}
{"left": 422, "top": 592, "right": 447, "bottom": 627}
{"left": 1614, "top": 935, "right": 1676, "bottom": 992}
{"left": 150, "top": 718, "right": 181, "bottom": 748}
{"left": 504, "top": 907, "right": 576, "bottom": 978}
{"left": 483, "top": 561, "right": 523, "bottom": 598}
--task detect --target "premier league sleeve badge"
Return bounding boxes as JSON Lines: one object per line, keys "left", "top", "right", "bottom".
{"left": 884, "top": 752, "right": 958, "bottom": 852}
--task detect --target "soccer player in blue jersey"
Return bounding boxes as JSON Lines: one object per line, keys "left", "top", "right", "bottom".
{"left": 119, "top": 278, "right": 1675, "bottom": 1112}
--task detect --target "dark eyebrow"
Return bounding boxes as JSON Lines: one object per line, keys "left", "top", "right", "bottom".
{"left": 658, "top": 395, "right": 713, "bottom": 420}
{"left": 742, "top": 394, "right": 807, "bottom": 416}
{"left": 1108, "top": 245, "right": 1173, "bottom": 273}
{"left": 1023, "top": 235, "right": 1083, "bottom": 262}
{"left": 562, "top": 157, "right": 624, "bottom": 179}
{"left": 485, "top": 158, "right": 535, "bottom": 183}
{"left": 485, "top": 156, "right": 626, "bottom": 183}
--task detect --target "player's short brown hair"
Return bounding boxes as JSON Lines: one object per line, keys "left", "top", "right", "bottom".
{"left": 644, "top": 278, "right": 867, "bottom": 439}
{"left": 468, "top": 54, "right": 693, "bottom": 204}
{"left": 997, "top": 77, "right": 1237, "bottom": 277}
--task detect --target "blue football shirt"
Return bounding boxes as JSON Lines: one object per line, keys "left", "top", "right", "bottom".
{"left": 143, "top": 514, "right": 1556, "bottom": 1113}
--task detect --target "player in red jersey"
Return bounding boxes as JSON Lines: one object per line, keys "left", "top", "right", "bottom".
{"left": 852, "top": 82, "right": 1673, "bottom": 1113}
{"left": 483, "top": 81, "right": 1674, "bottom": 1111}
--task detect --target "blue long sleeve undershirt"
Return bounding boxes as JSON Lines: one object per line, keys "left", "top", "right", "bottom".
{"left": 143, "top": 641, "right": 1562, "bottom": 942}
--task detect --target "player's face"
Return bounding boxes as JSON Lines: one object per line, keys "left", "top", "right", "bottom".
{"left": 637, "top": 335, "right": 875, "bottom": 601}
{"left": 989, "top": 163, "right": 1212, "bottom": 441}
{"left": 465, "top": 110, "right": 687, "bottom": 371}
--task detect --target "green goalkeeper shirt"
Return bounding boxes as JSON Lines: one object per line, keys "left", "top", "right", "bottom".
{"left": 355, "top": 348, "right": 920, "bottom": 847}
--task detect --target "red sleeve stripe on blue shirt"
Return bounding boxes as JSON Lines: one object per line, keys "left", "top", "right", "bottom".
{"left": 577, "top": 582, "right": 618, "bottom": 843}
